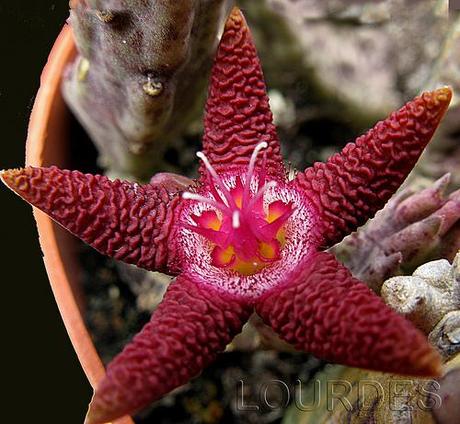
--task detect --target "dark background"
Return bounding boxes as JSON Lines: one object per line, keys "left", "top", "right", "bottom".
{"left": 0, "top": 2, "right": 92, "bottom": 422}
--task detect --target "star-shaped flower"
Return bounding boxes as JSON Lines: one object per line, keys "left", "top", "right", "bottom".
{"left": 2, "top": 8, "right": 453, "bottom": 424}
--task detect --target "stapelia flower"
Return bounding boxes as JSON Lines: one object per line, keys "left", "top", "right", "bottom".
{"left": 1, "top": 8, "right": 453, "bottom": 424}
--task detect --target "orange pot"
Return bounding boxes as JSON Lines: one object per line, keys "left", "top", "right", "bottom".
{"left": 26, "top": 25, "right": 134, "bottom": 424}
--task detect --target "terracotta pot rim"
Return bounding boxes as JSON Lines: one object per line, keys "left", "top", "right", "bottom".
{"left": 25, "top": 24, "right": 133, "bottom": 424}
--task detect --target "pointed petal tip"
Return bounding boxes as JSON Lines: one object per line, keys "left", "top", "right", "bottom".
{"left": 0, "top": 169, "right": 7, "bottom": 185}
{"left": 1, "top": 167, "right": 18, "bottom": 182}
{"left": 411, "top": 347, "right": 443, "bottom": 378}
{"left": 201, "top": 2, "right": 285, "bottom": 177}
{"left": 0, "top": 167, "right": 28, "bottom": 192}
{"left": 229, "top": 6, "right": 244, "bottom": 22}
{"left": 422, "top": 86, "right": 453, "bottom": 114}
{"left": 226, "top": 6, "right": 249, "bottom": 32}
{"left": 432, "top": 86, "right": 453, "bottom": 103}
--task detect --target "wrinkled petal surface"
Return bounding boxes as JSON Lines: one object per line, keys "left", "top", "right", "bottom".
{"left": 1, "top": 166, "right": 183, "bottom": 273}
{"left": 256, "top": 251, "right": 442, "bottom": 377}
{"left": 294, "top": 88, "right": 452, "bottom": 248}
{"left": 201, "top": 7, "right": 284, "bottom": 178}
{"left": 86, "top": 275, "right": 252, "bottom": 424}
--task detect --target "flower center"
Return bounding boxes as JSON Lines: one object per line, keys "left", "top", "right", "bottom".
{"left": 183, "top": 143, "right": 294, "bottom": 276}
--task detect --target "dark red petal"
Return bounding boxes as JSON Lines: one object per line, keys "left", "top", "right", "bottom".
{"left": 293, "top": 87, "right": 452, "bottom": 248}
{"left": 256, "top": 251, "right": 441, "bottom": 377}
{"left": 1, "top": 166, "right": 182, "bottom": 273}
{"left": 201, "top": 7, "right": 284, "bottom": 178}
{"left": 85, "top": 275, "right": 252, "bottom": 424}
